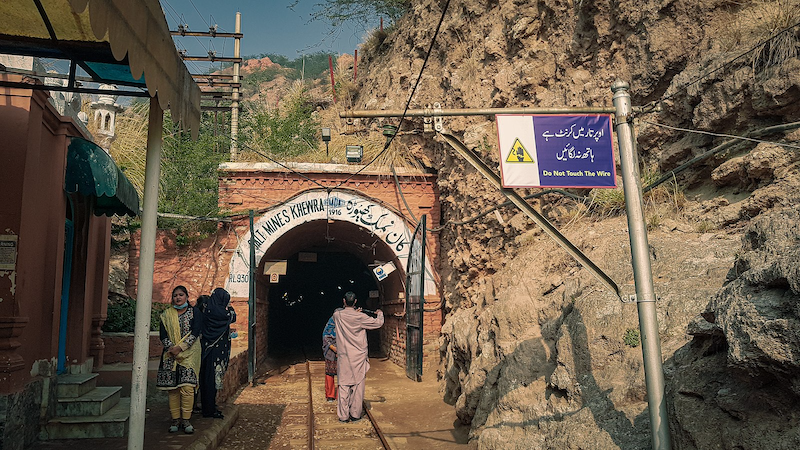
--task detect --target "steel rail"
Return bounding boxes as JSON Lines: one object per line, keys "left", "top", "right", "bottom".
{"left": 363, "top": 400, "right": 392, "bottom": 449}
{"left": 306, "top": 360, "right": 315, "bottom": 450}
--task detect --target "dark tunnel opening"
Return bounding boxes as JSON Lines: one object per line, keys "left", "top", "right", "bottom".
{"left": 266, "top": 250, "right": 382, "bottom": 362}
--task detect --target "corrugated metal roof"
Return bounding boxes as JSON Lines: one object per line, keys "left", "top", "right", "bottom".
{"left": 0, "top": 0, "right": 200, "bottom": 138}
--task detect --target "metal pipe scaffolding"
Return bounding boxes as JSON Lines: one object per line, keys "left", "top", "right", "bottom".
{"left": 340, "top": 106, "right": 616, "bottom": 119}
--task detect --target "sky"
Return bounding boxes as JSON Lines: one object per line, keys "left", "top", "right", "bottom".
{"left": 161, "top": 0, "right": 379, "bottom": 70}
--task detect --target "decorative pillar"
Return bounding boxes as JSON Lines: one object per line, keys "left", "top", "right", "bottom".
{"left": 0, "top": 317, "right": 29, "bottom": 393}
{"left": 89, "top": 314, "right": 106, "bottom": 370}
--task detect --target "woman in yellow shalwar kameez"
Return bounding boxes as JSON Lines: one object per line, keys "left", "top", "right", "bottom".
{"left": 156, "top": 285, "right": 202, "bottom": 433}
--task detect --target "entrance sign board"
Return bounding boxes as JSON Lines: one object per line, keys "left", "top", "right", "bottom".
{"left": 226, "top": 189, "right": 438, "bottom": 297}
{"left": 496, "top": 114, "right": 616, "bottom": 188}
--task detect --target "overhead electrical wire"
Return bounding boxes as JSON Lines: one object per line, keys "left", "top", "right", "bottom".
{"left": 642, "top": 120, "right": 800, "bottom": 151}
{"left": 642, "top": 120, "right": 800, "bottom": 193}
{"left": 230, "top": 137, "right": 329, "bottom": 190}
{"left": 331, "top": 0, "right": 452, "bottom": 190}
{"left": 188, "top": 0, "right": 210, "bottom": 28}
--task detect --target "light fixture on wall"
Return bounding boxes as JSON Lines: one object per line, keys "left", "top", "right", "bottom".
{"left": 321, "top": 127, "right": 331, "bottom": 156}
{"left": 346, "top": 145, "right": 363, "bottom": 163}
{"left": 382, "top": 124, "right": 397, "bottom": 146}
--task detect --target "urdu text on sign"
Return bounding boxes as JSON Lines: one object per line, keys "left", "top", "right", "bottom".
{"left": 496, "top": 114, "right": 617, "bottom": 189}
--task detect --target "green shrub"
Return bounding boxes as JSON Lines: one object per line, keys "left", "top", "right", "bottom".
{"left": 623, "top": 328, "right": 641, "bottom": 347}
{"left": 103, "top": 297, "right": 170, "bottom": 333}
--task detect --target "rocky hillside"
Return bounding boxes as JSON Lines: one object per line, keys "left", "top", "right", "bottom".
{"left": 344, "top": 0, "right": 800, "bottom": 448}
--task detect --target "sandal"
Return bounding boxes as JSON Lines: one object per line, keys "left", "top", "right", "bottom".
{"left": 168, "top": 419, "right": 180, "bottom": 433}
{"left": 182, "top": 419, "right": 194, "bottom": 434}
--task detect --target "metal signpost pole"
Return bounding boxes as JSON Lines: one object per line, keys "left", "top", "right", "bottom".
{"left": 248, "top": 210, "right": 255, "bottom": 384}
{"left": 611, "top": 80, "right": 672, "bottom": 450}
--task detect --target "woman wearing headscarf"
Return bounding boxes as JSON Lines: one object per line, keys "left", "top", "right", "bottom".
{"left": 322, "top": 314, "right": 337, "bottom": 402}
{"left": 156, "top": 285, "right": 202, "bottom": 434}
{"left": 200, "top": 287, "right": 236, "bottom": 418}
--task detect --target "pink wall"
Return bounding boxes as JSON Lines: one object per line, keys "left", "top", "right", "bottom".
{"left": 0, "top": 75, "right": 113, "bottom": 393}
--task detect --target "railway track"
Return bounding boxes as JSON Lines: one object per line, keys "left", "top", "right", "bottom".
{"left": 260, "top": 360, "right": 391, "bottom": 449}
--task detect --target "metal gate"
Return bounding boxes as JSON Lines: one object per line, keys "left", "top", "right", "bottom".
{"left": 405, "top": 215, "right": 426, "bottom": 381}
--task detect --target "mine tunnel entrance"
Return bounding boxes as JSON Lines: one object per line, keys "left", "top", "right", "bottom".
{"left": 257, "top": 219, "right": 401, "bottom": 365}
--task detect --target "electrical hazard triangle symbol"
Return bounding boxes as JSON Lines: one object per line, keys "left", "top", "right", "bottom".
{"left": 505, "top": 138, "right": 534, "bottom": 163}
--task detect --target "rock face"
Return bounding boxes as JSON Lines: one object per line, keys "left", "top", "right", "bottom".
{"left": 668, "top": 207, "right": 800, "bottom": 449}
{"left": 347, "top": 0, "right": 800, "bottom": 448}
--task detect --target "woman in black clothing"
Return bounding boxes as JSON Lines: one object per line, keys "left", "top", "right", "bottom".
{"left": 199, "top": 287, "right": 236, "bottom": 418}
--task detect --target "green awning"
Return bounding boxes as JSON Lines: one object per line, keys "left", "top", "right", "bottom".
{"left": 64, "top": 137, "right": 140, "bottom": 217}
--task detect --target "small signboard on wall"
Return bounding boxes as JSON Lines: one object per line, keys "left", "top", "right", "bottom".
{"left": 373, "top": 261, "right": 396, "bottom": 281}
{"left": 269, "top": 273, "right": 280, "bottom": 283}
{"left": 298, "top": 252, "right": 317, "bottom": 262}
{"left": 496, "top": 114, "right": 617, "bottom": 189}
{"left": 0, "top": 235, "right": 18, "bottom": 271}
{"left": 263, "top": 260, "right": 287, "bottom": 275}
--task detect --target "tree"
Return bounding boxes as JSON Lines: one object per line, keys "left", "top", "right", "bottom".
{"left": 158, "top": 112, "right": 228, "bottom": 231}
{"left": 307, "top": 0, "right": 410, "bottom": 26}
{"left": 239, "top": 83, "right": 320, "bottom": 159}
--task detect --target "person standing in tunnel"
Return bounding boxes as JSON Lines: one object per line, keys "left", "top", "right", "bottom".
{"left": 333, "top": 291, "right": 384, "bottom": 423}
{"left": 322, "top": 314, "right": 338, "bottom": 402}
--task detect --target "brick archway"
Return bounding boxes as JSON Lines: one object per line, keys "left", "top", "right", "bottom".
{"left": 218, "top": 163, "right": 443, "bottom": 372}
{"left": 225, "top": 188, "right": 438, "bottom": 298}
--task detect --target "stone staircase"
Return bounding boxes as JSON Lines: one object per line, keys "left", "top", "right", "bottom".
{"left": 41, "top": 372, "right": 130, "bottom": 439}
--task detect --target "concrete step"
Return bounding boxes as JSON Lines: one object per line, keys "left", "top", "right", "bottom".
{"left": 43, "top": 397, "right": 130, "bottom": 439}
{"left": 56, "top": 386, "right": 121, "bottom": 417}
{"left": 56, "top": 373, "right": 98, "bottom": 398}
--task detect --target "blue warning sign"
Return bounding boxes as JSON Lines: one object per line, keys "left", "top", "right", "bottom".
{"left": 497, "top": 114, "right": 617, "bottom": 189}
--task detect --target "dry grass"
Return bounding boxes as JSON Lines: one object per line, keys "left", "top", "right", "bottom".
{"left": 459, "top": 48, "right": 482, "bottom": 82}
{"left": 694, "top": 219, "right": 717, "bottom": 233}
{"left": 84, "top": 99, "right": 149, "bottom": 196}
{"left": 588, "top": 165, "right": 685, "bottom": 219}
{"left": 283, "top": 80, "right": 308, "bottom": 110}
{"left": 362, "top": 27, "right": 390, "bottom": 55}
{"left": 242, "top": 99, "right": 423, "bottom": 172}
{"left": 333, "top": 63, "right": 358, "bottom": 105}
{"left": 717, "top": 0, "right": 800, "bottom": 74}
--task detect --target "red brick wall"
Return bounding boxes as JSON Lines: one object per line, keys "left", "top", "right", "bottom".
{"left": 102, "top": 332, "right": 162, "bottom": 364}
{"left": 218, "top": 349, "right": 248, "bottom": 403}
{"left": 127, "top": 228, "right": 236, "bottom": 304}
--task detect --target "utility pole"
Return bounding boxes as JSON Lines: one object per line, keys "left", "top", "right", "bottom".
{"left": 171, "top": 13, "right": 243, "bottom": 158}
{"left": 231, "top": 11, "right": 241, "bottom": 161}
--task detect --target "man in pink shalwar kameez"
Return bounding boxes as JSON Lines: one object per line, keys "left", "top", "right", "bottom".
{"left": 333, "top": 291, "right": 384, "bottom": 422}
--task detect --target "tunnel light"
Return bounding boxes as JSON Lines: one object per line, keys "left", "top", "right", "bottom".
{"left": 346, "top": 145, "right": 363, "bottom": 163}
{"left": 322, "top": 127, "right": 331, "bottom": 156}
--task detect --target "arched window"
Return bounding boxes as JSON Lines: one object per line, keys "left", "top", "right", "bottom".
{"left": 104, "top": 114, "right": 111, "bottom": 131}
